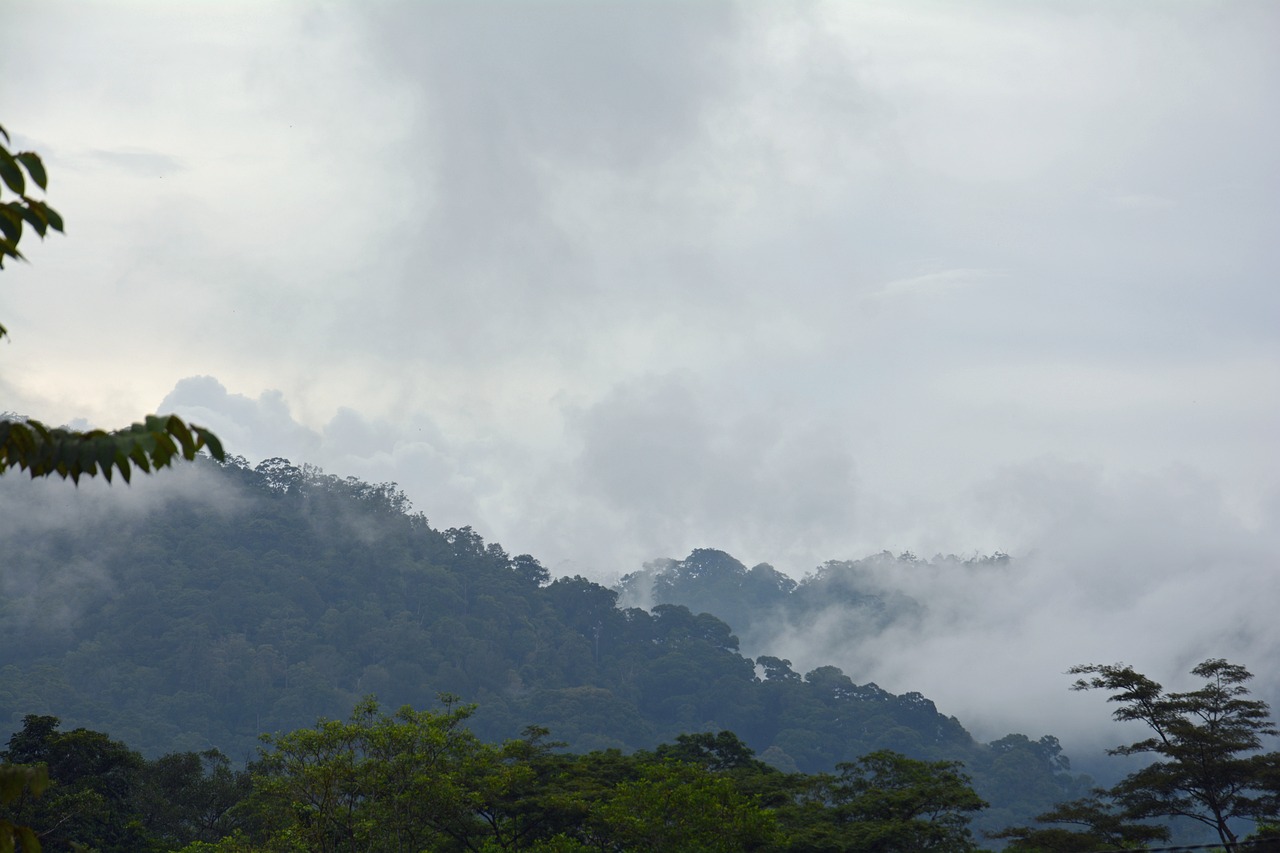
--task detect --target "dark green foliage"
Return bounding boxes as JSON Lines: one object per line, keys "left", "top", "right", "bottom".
{"left": 593, "top": 759, "right": 782, "bottom": 852}
{"left": 0, "top": 705, "right": 995, "bottom": 852}
{"left": 0, "top": 457, "right": 1084, "bottom": 833}
{"left": 0, "top": 414, "right": 225, "bottom": 483}
{"left": 988, "top": 792, "right": 1170, "bottom": 851}
{"left": 654, "top": 730, "right": 770, "bottom": 773}
{"left": 0, "top": 763, "right": 47, "bottom": 853}
{"left": 135, "top": 750, "right": 253, "bottom": 849}
{"left": 814, "top": 750, "right": 987, "bottom": 852}
{"left": 1069, "top": 658, "right": 1280, "bottom": 848}
{"left": 0, "top": 715, "right": 251, "bottom": 852}
{"left": 2, "top": 715, "right": 150, "bottom": 851}
{"left": 197, "top": 701, "right": 786, "bottom": 852}
{"left": 248, "top": 696, "right": 485, "bottom": 851}
{"left": 0, "top": 123, "right": 64, "bottom": 283}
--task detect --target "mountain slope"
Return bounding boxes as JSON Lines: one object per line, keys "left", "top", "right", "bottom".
{"left": 0, "top": 457, "right": 1085, "bottom": 831}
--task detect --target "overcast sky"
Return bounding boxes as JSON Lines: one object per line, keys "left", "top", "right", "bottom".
{"left": 4, "top": 1, "right": 1279, "bottom": 748}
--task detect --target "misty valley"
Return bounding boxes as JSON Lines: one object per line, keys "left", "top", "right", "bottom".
{"left": 3, "top": 457, "right": 1278, "bottom": 851}
{"left": 5, "top": 0, "right": 1277, "bottom": 847}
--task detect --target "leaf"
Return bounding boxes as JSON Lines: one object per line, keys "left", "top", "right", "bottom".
{"left": 41, "top": 203, "right": 63, "bottom": 233}
{"left": 198, "top": 426, "right": 227, "bottom": 461}
{"left": 0, "top": 237, "right": 24, "bottom": 265}
{"left": 0, "top": 763, "right": 49, "bottom": 803}
{"left": 114, "top": 450, "right": 133, "bottom": 484}
{"left": 15, "top": 201, "right": 48, "bottom": 237}
{"left": 0, "top": 209, "right": 19, "bottom": 244}
{"left": 14, "top": 152, "right": 47, "bottom": 190}
{"left": 95, "top": 440, "right": 118, "bottom": 483}
{"left": 0, "top": 149, "right": 24, "bottom": 195}
{"left": 128, "top": 443, "right": 152, "bottom": 473}
{"left": 1, "top": 415, "right": 224, "bottom": 482}
{"left": 16, "top": 825, "right": 40, "bottom": 853}
{"left": 167, "top": 415, "right": 198, "bottom": 458}
{"left": 152, "top": 432, "right": 179, "bottom": 466}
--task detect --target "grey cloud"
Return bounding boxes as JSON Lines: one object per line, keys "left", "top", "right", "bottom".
{"left": 367, "top": 2, "right": 740, "bottom": 170}
{"left": 158, "top": 376, "right": 488, "bottom": 533}
{"left": 559, "top": 373, "right": 861, "bottom": 571}
{"left": 160, "top": 376, "right": 324, "bottom": 464}
{"left": 2, "top": 0, "right": 1277, "bottom": 754}
{"left": 0, "top": 460, "right": 252, "bottom": 635}
{"left": 86, "top": 148, "right": 185, "bottom": 177}
{"left": 328, "top": 2, "right": 897, "bottom": 369}
{"left": 763, "top": 458, "right": 1280, "bottom": 761}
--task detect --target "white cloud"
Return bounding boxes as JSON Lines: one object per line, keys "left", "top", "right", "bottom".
{"left": 2, "top": 0, "right": 1278, "bottom": 748}
{"left": 765, "top": 458, "right": 1280, "bottom": 760}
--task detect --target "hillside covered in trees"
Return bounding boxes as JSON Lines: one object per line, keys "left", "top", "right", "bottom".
{"left": 616, "top": 548, "right": 1013, "bottom": 672}
{"left": 0, "top": 457, "right": 1088, "bottom": 835}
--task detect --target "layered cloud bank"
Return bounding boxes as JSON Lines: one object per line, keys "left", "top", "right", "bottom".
{"left": 3, "top": 1, "right": 1277, "bottom": 762}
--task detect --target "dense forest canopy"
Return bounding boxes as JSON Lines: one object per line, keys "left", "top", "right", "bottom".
{"left": 3, "top": 704, "right": 1002, "bottom": 852}
{"left": 0, "top": 456, "right": 1088, "bottom": 839}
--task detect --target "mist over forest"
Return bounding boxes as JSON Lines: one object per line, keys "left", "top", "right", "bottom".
{"left": 2, "top": 1, "right": 1278, "bottom": 850}
{"left": 3, "top": 459, "right": 1278, "bottom": 784}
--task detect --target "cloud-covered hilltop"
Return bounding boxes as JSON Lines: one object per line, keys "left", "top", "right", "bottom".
{"left": 4, "top": 3, "right": 1277, "bottom": 812}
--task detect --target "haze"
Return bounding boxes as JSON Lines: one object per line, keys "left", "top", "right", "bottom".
{"left": 3, "top": 1, "right": 1277, "bottom": 757}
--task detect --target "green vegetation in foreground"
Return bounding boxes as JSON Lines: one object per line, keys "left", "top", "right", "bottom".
{"left": 7, "top": 657, "right": 1280, "bottom": 851}
{"left": 2, "top": 701, "right": 989, "bottom": 852}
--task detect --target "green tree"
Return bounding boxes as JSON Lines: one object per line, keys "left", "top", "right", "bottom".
{"left": 988, "top": 792, "right": 1170, "bottom": 851}
{"left": 594, "top": 760, "right": 780, "bottom": 852}
{"left": 1070, "top": 658, "right": 1280, "bottom": 849}
{"left": 1, "top": 714, "right": 152, "bottom": 852}
{"left": 653, "top": 730, "right": 770, "bottom": 773}
{"left": 249, "top": 695, "right": 494, "bottom": 853}
{"left": 135, "top": 750, "right": 253, "bottom": 850}
{"left": 821, "top": 750, "right": 987, "bottom": 852}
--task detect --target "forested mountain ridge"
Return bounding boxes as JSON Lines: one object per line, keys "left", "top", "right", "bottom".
{"left": 617, "top": 547, "right": 1012, "bottom": 663}
{"left": 0, "top": 456, "right": 1086, "bottom": 832}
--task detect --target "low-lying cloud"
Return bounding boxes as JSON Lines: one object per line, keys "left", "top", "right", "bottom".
{"left": 3, "top": 0, "right": 1277, "bottom": 769}
{"left": 755, "top": 460, "right": 1280, "bottom": 765}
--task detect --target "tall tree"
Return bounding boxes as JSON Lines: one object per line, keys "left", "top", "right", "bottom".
{"left": 783, "top": 749, "right": 987, "bottom": 852}
{"left": 988, "top": 792, "right": 1170, "bottom": 851}
{"left": 593, "top": 760, "right": 781, "bottom": 852}
{"left": 250, "top": 696, "right": 495, "bottom": 852}
{"left": 2, "top": 714, "right": 152, "bottom": 852}
{"left": 1070, "top": 658, "right": 1280, "bottom": 849}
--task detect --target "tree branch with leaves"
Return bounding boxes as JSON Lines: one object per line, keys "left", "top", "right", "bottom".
{"left": 1, "top": 122, "right": 224, "bottom": 481}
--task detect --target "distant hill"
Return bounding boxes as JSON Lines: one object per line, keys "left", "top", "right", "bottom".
{"left": 616, "top": 546, "right": 1011, "bottom": 663}
{"left": 0, "top": 456, "right": 1086, "bottom": 833}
